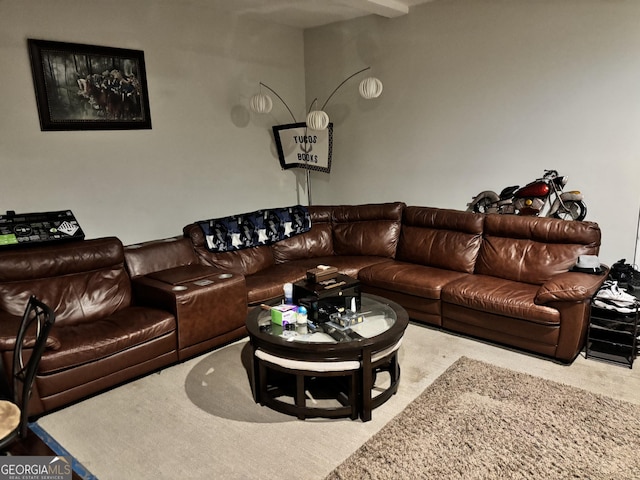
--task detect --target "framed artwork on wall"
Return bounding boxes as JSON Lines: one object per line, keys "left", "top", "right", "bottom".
{"left": 28, "top": 39, "right": 152, "bottom": 131}
{"left": 272, "top": 122, "right": 333, "bottom": 173}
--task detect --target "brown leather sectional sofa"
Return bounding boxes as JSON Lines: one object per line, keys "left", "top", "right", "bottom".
{"left": 0, "top": 202, "right": 606, "bottom": 415}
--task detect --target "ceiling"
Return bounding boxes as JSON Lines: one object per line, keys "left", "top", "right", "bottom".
{"left": 203, "top": 0, "right": 434, "bottom": 29}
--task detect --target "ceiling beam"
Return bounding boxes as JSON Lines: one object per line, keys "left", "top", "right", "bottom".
{"left": 364, "top": 0, "right": 409, "bottom": 17}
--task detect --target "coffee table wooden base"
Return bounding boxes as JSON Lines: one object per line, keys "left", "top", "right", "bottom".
{"left": 253, "top": 340, "right": 402, "bottom": 422}
{"left": 255, "top": 349, "right": 360, "bottom": 420}
{"left": 361, "top": 339, "right": 402, "bottom": 422}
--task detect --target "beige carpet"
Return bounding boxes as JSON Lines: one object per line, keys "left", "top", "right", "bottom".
{"left": 327, "top": 356, "right": 640, "bottom": 479}
{"left": 36, "top": 323, "right": 640, "bottom": 480}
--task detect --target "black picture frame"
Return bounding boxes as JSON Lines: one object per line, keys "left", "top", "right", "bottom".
{"left": 272, "top": 122, "right": 333, "bottom": 174}
{"left": 28, "top": 39, "right": 152, "bottom": 131}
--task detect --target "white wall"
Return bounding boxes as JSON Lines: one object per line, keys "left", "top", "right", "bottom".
{"left": 0, "top": 0, "right": 307, "bottom": 245}
{"left": 304, "top": 0, "right": 640, "bottom": 265}
{"left": 2, "top": 0, "right": 639, "bottom": 265}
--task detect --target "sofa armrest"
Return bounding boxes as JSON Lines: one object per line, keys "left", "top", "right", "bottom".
{"left": 131, "top": 269, "right": 247, "bottom": 359}
{"left": 535, "top": 271, "right": 608, "bottom": 305}
{"left": 124, "top": 237, "right": 199, "bottom": 278}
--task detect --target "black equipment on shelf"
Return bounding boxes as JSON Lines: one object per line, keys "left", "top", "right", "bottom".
{"left": 0, "top": 210, "right": 84, "bottom": 248}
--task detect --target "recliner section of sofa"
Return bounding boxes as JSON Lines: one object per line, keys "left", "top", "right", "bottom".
{"left": 0, "top": 237, "right": 178, "bottom": 415}
{"left": 359, "top": 206, "right": 485, "bottom": 325}
{"left": 439, "top": 213, "right": 603, "bottom": 361}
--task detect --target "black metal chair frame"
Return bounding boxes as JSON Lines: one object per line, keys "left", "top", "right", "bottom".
{"left": 0, "top": 295, "right": 55, "bottom": 451}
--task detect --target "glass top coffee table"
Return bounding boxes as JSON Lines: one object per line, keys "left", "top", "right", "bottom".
{"left": 246, "top": 293, "right": 409, "bottom": 421}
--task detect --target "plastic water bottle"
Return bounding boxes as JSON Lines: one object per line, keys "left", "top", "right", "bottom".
{"left": 283, "top": 283, "right": 293, "bottom": 304}
{"left": 296, "top": 306, "right": 308, "bottom": 334}
{"left": 297, "top": 306, "right": 308, "bottom": 325}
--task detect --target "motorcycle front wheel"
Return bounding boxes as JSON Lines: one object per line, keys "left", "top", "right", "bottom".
{"left": 471, "top": 197, "right": 494, "bottom": 214}
{"left": 552, "top": 200, "right": 587, "bottom": 221}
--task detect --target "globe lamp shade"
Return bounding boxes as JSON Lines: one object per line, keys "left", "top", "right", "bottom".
{"left": 250, "top": 93, "right": 273, "bottom": 114}
{"left": 359, "top": 77, "right": 383, "bottom": 99}
{"left": 306, "top": 110, "right": 330, "bottom": 131}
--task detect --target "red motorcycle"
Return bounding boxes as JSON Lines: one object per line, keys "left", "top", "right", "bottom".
{"left": 466, "top": 170, "right": 587, "bottom": 221}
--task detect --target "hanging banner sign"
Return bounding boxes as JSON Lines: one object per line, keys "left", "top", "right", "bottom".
{"left": 272, "top": 122, "right": 333, "bottom": 173}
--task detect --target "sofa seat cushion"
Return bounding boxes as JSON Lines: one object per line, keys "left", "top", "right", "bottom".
{"left": 245, "top": 256, "right": 393, "bottom": 305}
{"left": 286, "top": 256, "right": 393, "bottom": 280}
{"left": 246, "top": 265, "right": 309, "bottom": 305}
{"left": 359, "top": 261, "right": 469, "bottom": 299}
{"left": 441, "top": 275, "right": 559, "bottom": 326}
{"left": 39, "top": 307, "right": 176, "bottom": 374}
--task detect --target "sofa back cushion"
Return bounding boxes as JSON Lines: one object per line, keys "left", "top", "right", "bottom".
{"left": 332, "top": 202, "right": 404, "bottom": 258}
{"left": 183, "top": 223, "right": 275, "bottom": 275}
{"left": 124, "top": 237, "right": 199, "bottom": 278}
{"left": 475, "top": 214, "right": 602, "bottom": 284}
{"left": 0, "top": 237, "right": 132, "bottom": 326}
{"left": 272, "top": 206, "right": 334, "bottom": 263}
{"left": 397, "top": 207, "right": 484, "bottom": 273}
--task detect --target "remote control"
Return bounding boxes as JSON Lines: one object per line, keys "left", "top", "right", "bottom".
{"left": 321, "top": 323, "right": 351, "bottom": 342}
{"left": 306, "top": 320, "right": 323, "bottom": 333}
{"left": 343, "top": 328, "right": 364, "bottom": 340}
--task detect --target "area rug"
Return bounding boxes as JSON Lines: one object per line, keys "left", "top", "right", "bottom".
{"left": 326, "top": 356, "right": 640, "bottom": 480}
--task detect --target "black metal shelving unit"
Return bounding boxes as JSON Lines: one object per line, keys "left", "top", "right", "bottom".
{"left": 586, "top": 304, "right": 638, "bottom": 368}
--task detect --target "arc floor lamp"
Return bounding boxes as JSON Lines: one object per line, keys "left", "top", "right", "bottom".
{"left": 249, "top": 67, "right": 383, "bottom": 205}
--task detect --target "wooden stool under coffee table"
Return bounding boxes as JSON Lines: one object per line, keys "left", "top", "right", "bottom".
{"left": 246, "top": 293, "right": 409, "bottom": 422}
